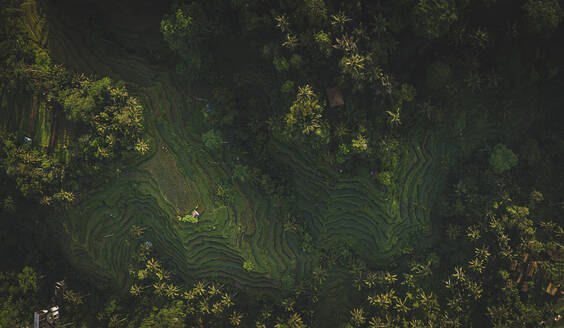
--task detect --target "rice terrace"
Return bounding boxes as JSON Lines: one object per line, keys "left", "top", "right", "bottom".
{"left": 0, "top": 0, "right": 563, "bottom": 326}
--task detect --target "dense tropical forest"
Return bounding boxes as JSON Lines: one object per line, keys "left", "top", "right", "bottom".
{"left": 1, "top": 0, "right": 563, "bottom": 326}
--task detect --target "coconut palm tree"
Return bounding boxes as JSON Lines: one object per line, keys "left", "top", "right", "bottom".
{"left": 287, "top": 313, "right": 306, "bottom": 328}
{"left": 130, "top": 224, "right": 145, "bottom": 238}
{"left": 383, "top": 272, "right": 398, "bottom": 285}
{"left": 394, "top": 297, "right": 410, "bottom": 314}
{"left": 468, "top": 257, "right": 485, "bottom": 273}
{"left": 221, "top": 293, "right": 234, "bottom": 308}
{"left": 282, "top": 34, "right": 299, "bottom": 49}
{"left": 194, "top": 281, "right": 206, "bottom": 296}
{"left": 385, "top": 108, "right": 401, "bottom": 127}
{"left": 282, "top": 298, "right": 295, "bottom": 312}
{"left": 153, "top": 282, "right": 166, "bottom": 296}
{"left": 229, "top": 311, "right": 243, "bottom": 326}
{"left": 474, "top": 247, "right": 490, "bottom": 261}
{"left": 350, "top": 308, "right": 366, "bottom": 326}
{"left": 129, "top": 284, "right": 144, "bottom": 296}
{"left": 275, "top": 15, "right": 290, "bottom": 32}
{"left": 452, "top": 267, "right": 465, "bottom": 282}
{"left": 165, "top": 283, "right": 180, "bottom": 298}
{"left": 146, "top": 258, "right": 160, "bottom": 272}
{"left": 331, "top": 12, "right": 351, "bottom": 32}
{"left": 208, "top": 284, "right": 221, "bottom": 296}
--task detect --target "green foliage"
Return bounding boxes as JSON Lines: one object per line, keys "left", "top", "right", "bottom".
{"left": 489, "top": 144, "right": 518, "bottom": 174}
{"left": 202, "top": 129, "right": 223, "bottom": 150}
{"left": 340, "top": 53, "right": 372, "bottom": 81}
{"left": 140, "top": 301, "right": 186, "bottom": 328}
{"left": 523, "top": 0, "right": 563, "bottom": 32}
{"left": 314, "top": 30, "right": 332, "bottom": 57}
{"left": 0, "top": 4, "right": 145, "bottom": 206}
{"left": 232, "top": 164, "right": 249, "bottom": 182}
{"left": 289, "top": 54, "right": 303, "bottom": 69}
{"left": 281, "top": 80, "right": 295, "bottom": 94}
{"left": 273, "top": 56, "right": 290, "bottom": 72}
{"left": 16, "top": 267, "right": 38, "bottom": 293}
{"left": 413, "top": 0, "right": 458, "bottom": 39}
{"left": 243, "top": 259, "right": 256, "bottom": 272}
{"left": 59, "top": 77, "right": 144, "bottom": 161}
{"left": 336, "top": 143, "right": 351, "bottom": 164}
{"left": 301, "top": 0, "right": 328, "bottom": 25}
{"left": 377, "top": 171, "right": 393, "bottom": 186}
{"left": 377, "top": 138, "right": 400, "bottom": 171}
{"left": 160, "top": 4, "right": 208, "bottom": 82}
{"left": 351, "top": 134, "right": 369, "bottom": 154}
{"left": 178, "top": 214, "right": 198, "bottom": 224}
{"left": 134, "top": 139, "right": 150, "bottom": 155}
{"left": 0, "top": 267, "right": 40, "bottom": 327}
{"left": 397, "top": 83, "right": 416, "bottom": 104}
{"left": 285, "top": 85, "right": 326, "bottom": 139}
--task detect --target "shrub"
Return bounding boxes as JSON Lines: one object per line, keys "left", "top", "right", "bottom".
{"left": 336, "top": 143, "right": 351, "bottom": 164}
{"left": 281, "top": 80, "right": 295, "bottom": 94}
{"left": 377, "top": 171, "right": 393, "bottom": 186}
{"left": 489, "top": 144, "right": 518, "bottom": 174}
{"left": 273, "top": 56, "right": 290, "bottom": 72}
{"left": 202, "top": 129, "right": 223, "bottom": 150}
{"left": 523, "top": 0, "right": 563, "bottom": 32}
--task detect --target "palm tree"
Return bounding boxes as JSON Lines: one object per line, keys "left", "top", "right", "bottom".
{"left": 193, "top": 281, "right": 206, "bottom": 296}
{"left": 108, "top": 314, "right": 127, "bottom": 328}
{"left": 165, "top": 283, "right": 180, "bottom": 298}
{"left": 394, "top": 297, "right": 410, "bottom": 314}
{"left": 341, "top": 53, "right": 369, "bottom": 80}
{"left": 452, "top": 267, "right": 465, "bottom": 282}
{"left": 350, "top": 308, "right": 366, "bottom": 326}
{"left": 129, "top": 284, "right": 144, "bottom": 296}
{"left": 208, "top": 284, "right": 221, "bottom": 296}
{"left": 275, "top": 15, "right": 290, "bottom": 32}
{"left": 383, "top": 272, "right": 398, "bottom": 285}
{"left": 446, "top": 224, "right": 461, "bottom": 240}
{"left": 155, "top": 268, "right": 170, "bottom": 281}
{"left": 282, "top": 33, "right": 299, "bottom": 49}
{"left": 199, "top": 299, "right": 211, "bottom": 314}
{"left": 229, "top": 311, "right": 243, "bottom": 326}
{"left": 385, "top": 108, "right": 401, "bottom": 127}
{"left": 330, "top": 12, "right": 351, "bottom": 32}
{"left": 475, "top": 247, "right": 490, "bottom": 261}
{"left": 417, "top": 290, "right": 436, "bottom": 312}
{"left": 211, "top": 302, "right": 224, "bottom": 315}
{"left": 468, "top": 257, "right": 485, "bottom": 273}
{"left": 313, "top": 266, "right": 328, "bottom": 285}
{"left": 63, "top": 289, "right": 84, "bottom": 305}
{"left": 466, "top": 225, "right": 481, "bottom": 242}
{"left": 409, "top": 319, "right": 426, "bottom": 328}
{"left": 464, "top": 71, "right": 482, "bottom": 92}
{"left": 153, "top": 282, "right": 166, "bottom": 296}
{"left": 282, "top": 298, "right": 295, "bottom": 312}
{"left": 146, "top": 258, "right": 160, "bottom": 272}
{"left": 287, "top": 313, "right": 306, "bottom": 328}
{"left": 334, "top": 34, "right": 358, "bottom": 53}
{"left": 130, "top": 224, "right": 145, "bottom": 238}
{"left": 222, "top": 293, "right": 235, "bottom": 308}
{"left": 401, "top": 273, "right": 416, "bottom": 289}
{"left": 368, "top": 316, "right": 386, "bottom": 328}
{"left": 134, "top": 139, "right": 150, "bottom": 155}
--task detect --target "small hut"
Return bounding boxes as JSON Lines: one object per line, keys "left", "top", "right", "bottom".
{"left": 326, "top": 87, "right": 344, "bottom": 108}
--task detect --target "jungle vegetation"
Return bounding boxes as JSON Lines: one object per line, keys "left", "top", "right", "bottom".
{"left": 0, "top": 0, "right": 563, "bottom": 327}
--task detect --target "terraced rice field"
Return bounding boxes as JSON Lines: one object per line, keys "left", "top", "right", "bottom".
{"left": 38, "top": 2, "right": 453, "bottom": 298}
